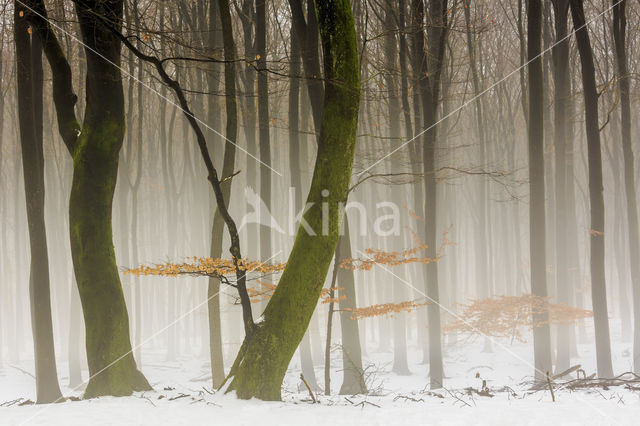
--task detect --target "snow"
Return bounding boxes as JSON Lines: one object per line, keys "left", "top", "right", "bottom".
{"left": 1, "top": 324, "right": 639, "bottom": 425}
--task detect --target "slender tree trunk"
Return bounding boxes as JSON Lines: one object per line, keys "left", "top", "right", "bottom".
{"left": 570, "top": 0, "right": 614, "bottom": 378}
{"left": 257, "top": 0, "right": 272, "bottom": 304}
{"left": 612, "top": 0, "right": 640, "bottom": 373}
{"left": 527, "top": 0, "right": 553, "bottom": 382}
{"left": 205, "top": 0, "right": 239, "bottom": 389}
{"left": 14, "top": 4, "right": 63, "bottom": 403}
{"left": 415, "top": 0, "right": 449, "bottom": 389}
{"left": 337, "top": 218, "right": 367, "bottom": 394}
{"left": 551, "top": 0, "right": 571, "bottom": 372}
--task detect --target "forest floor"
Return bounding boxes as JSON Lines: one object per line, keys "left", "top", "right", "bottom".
{"left": 1, "top": 323, "right": 639, "bottom": 425}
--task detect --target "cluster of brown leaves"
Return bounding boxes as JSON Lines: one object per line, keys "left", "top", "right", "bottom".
{"left": 345, "top": 300, "right": 428, "bottom": 320}
{"left": 339, "top": 244, "right": 436, "bottom": 271}
{"left": 340, "top": 226, "right": 455, "bottom": 271}
{"left": 444, "top": 294, "right": 593, "bottom": 342}
{"left": 247, "top": 280, "right": 277, "bottom": 303}
{"left": 320, "top": 287, "right": 346, "bottom": 304}
{"left": 124, "top": 257, "right": 287, "bottom": 279}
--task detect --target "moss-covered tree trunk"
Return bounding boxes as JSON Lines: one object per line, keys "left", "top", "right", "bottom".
{"left": 225, "top": 0, "right": 360, "bottom": 401}
{"left": 70, "top": 0, "right": 150, "bottom": 397}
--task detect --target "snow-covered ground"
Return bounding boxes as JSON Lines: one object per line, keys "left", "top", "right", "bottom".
{"left": 1, "top": 323, "right": 639, "bottom": 425}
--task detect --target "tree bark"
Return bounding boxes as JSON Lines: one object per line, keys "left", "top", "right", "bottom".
{"left": 337, "top": 218, "right": 367, "bottom": 394}
{"left": 415, "top": 0, "right": 449, "bottom": 389}
{"left": 551, "top": 0, "right": 571, "bottom": 372}
{"left": 527, "top": 0, "right": 553, "bottom": 381}
{"left": 612, "top": 0, "right": 639, "bottom": 373}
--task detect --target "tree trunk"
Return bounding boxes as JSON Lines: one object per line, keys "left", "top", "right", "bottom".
{"left": 14, "top": 4, "right": 63, "bottom": 403}
{"left": 569, "top": 0, "right": 614, "bottom": 378}
{"left": 71, "top": 1, "right": 150, "bottom": 397}
{"left": 612, "top": 0, "right": 639, "bottom": 373}
{"left": 257, "top": 0, "right": 272, "bottom": 307}
{"left": 414, "top": 0, "right": 449, "bottom": 389}
{"left": 527, "top": 0, "right": 553, "bottom": 381}
{"left": 337, "top": 218, "right": 367, "bottom": 394}
{"left": 205, "top": 0, "right": 239, "bottom": 389}
{"left": 551, "top": 0, "right": 571, "bottom": 372}
{"left": 289, "top": 22, "right": 321, "bottom": 391}
{"left": 226, "top": 0, "right": 360, "bottom": 400}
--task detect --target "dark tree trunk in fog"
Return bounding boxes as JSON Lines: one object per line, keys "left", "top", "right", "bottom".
{"left": 288, "top": 0, "right": 323, "bottom": 133}
{"left": 527, "top": 0, "right": 553, "bottom": 381}
{"left": 239, "top": 0, "right": 258, "bottom": 194}
{"left": 551, "top": 0, "right": 571, "bottom": 372}
{"left": 206, "top": 0, "right": 238, "bottom": 388}
{"left": 14, "top": 4, "right": 63, "bottom": 403}
{"left": 569, "top": 0, "right": 614, "bottom": 378}
{"left": 257, "top": 0, "right": 272, "bottom": 296}
{"left": 414, "top": 0, "right": 449, "bottom": 389}
{"left": 205, "top": 0, "right": 225, "bottom": 389}
{"left": 383, "top": 4, "right": 410, "bottom": 377}
{"left": 612, "top": 0, "right": 640, "bottom": 373}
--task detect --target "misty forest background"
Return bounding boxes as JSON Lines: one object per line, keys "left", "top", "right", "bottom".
{"left": 1, "top": 0, "right": 640, "bottom": 405}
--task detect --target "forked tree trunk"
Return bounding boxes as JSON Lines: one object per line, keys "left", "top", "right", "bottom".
{"left": 27, "top": 0, "right": 151, "bottom": 397}
{"left": 225, "top": 0, "right": 361, "bottom": 400}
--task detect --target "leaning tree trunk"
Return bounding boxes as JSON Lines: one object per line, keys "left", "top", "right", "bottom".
{"left": 14, "top": 4, "right": 63, "bottom": 403}
{"left": 527, "top": 0, "right": 553, "bottom": 381}
{"left": 570, "top": 0, "right": 614, "bottom": 378}
{"left": 225, "top": 0, "right": 361, "bottom": 400}
{"left": 613, "top": 0, "right": 640, "bottom": 374}
{"left": 289, "top": 22, "right": 321, "bottom": 391}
